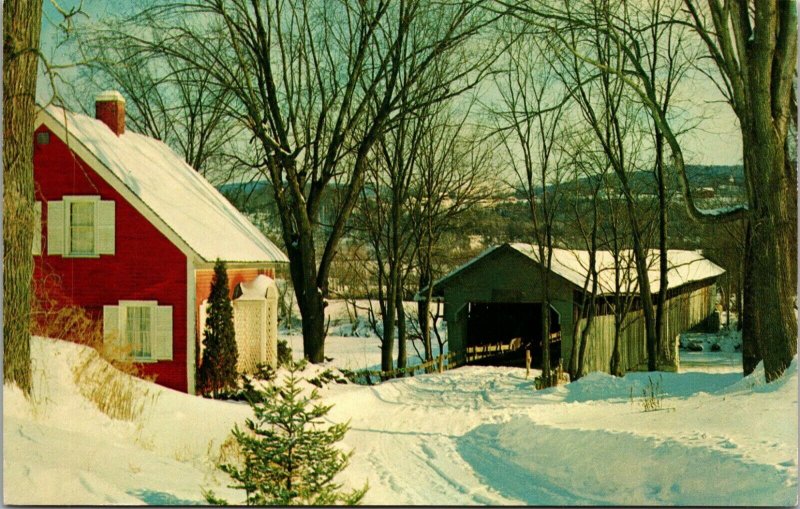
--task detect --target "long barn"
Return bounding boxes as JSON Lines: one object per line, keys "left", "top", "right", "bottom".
{"left": 427, "top": 243, "right": 725, "bottom": 374}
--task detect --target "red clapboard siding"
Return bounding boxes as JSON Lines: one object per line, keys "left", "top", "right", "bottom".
{"left": 33, "top": 124, "right": 190, "bottom": 392}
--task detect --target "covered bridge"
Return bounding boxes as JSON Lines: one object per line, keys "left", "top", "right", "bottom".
{"left": 425, "top": 243, "right": 725, "bottom": 374}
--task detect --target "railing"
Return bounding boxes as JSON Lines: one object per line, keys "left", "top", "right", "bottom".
{"left": 341, "top": 332, "right": 565, "bottom": 384}
{"left": 465, "top": 333, "right": 561, "bottom": 363}
{"left": 466, "top": 342, "right": 519, "bottom": 362}
{"left": 340, "top": 351, "right": 462, "bottom": 385}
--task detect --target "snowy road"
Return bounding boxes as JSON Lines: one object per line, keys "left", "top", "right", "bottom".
{"left": 4, "top": 338, "right": 797, "bottom": 506}
{"left": 326, "top": 365, "right": 798, "bottom": 506}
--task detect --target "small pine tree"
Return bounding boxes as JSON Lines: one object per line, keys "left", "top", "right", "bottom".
{"left": 205, "top": 360, "right": 367, "bottom": 506}
{"left": 198, "top": 259, "right": 238, "bottom": 397}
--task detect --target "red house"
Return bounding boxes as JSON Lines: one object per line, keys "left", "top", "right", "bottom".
{"left": 33, "top": 91, "right": 289, "bottom": 393}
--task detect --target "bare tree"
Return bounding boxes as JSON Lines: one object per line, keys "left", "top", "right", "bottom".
{"left": 125, "top": 0, "right": 500, "bottom": 363}
{"left": 682, "top": 1, "right": 797, "bottom": 379}
{"left": 563, "top": 138, "right": 603, "bottom": 379}
{"left": 355, "top": 111, "right": 424, "bottom": 372}
{"left": 600, "top": 179, "right": 642, "bottom": 377}
{"left": 513, "top": 0, "right": 796, "bottom": 380}
{"left": 412, "top": 105, "right": 493, "bottom": 367}
{"left": 3, "top": 0, "right": 44, "bottom": 395}
{"left": 638, "top": 0, "right": 696, "bottom": 368}
{"left": 356, "top": 100, "right": 492, "bottom": 373}
{"left": 493, "top": 25, "right": 571, "bottom": 386}
{"left": 547, "top": 0, "right": 665, "bottom": 372}
{"left": 72, "top": 24, "right": 245, "bottom": 180}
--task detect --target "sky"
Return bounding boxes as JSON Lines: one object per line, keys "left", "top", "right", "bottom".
{"left": 37, "top": 0, "right": 743, "bottom": 167}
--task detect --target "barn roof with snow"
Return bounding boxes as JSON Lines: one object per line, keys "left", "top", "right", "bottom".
{"left": 37, "top": 104, "right": 288, "bottom": 264}
{"left": 428, "top": 243, "right": 725, "bottom": 298}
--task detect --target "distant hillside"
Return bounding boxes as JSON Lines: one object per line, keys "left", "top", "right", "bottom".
{"left": 529, "top": 165, "right": 745, "bottom": 198}
{"left": 218, "top": 180, "right": 272, "bottom": 210}
{"left": 218, "top": 165, "right": 746, "bottom": 217}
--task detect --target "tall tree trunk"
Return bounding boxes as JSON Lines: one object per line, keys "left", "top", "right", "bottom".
{"left": 3, "top": 0, "right": 42, "bottom": 395}
{"left": 418, "top": 240, "right": 434, "bottom": 365}
{"left": 635, "top": 254, "right": 658, "bottom": 372}
{"left": 396, "top": 296, "right": 407, "bottom": 374}
{"left": 654, "top": 133, "right": 672, "bottom": 368}
{"left": 617, "top": 177, "right": 658, "bottom": 372}
{"left": 725, "top": 272, "right": 731, "bottom": 330}
{"left": 741, "top": 222, "right": 759, "bottom": 374}
{"left": 540, "top": 299, "right": 551, "bottom": 382}
{"left": 610, "top": 257, "right": 624, "bottom": 377}
{"left": 737, "top": 236, "right": 745, "bottom": 333}
{"left": 418, "top": 273, "right": 433, "bottom": 364}
{"left": 574, "top": 251, "right": 598, "bottom": 380}
{"left": 286, "top": 239, "right": 326, "bottom": 363}
{"left": 742, "top": 126, "right": 797, "bottom": 381}
{"left": 673, "top": 0, "right": 797, "bottom": 381}
{"left": 734, "top": 3, "right": 798, "bottom": 378}
{"left": 538, "top": 245, "right": 553, "bottom": 385}
{"left": 575, "top": 295, "right": 596, "bottom": 379}
{"left": 610, "top": 318, "right": 623, "bottom": 377}
{"left": 380, "top": 274, "right": 397, "bottom": 373}
{"left": 569, "top": 306, "right": 580, "bottom": 377}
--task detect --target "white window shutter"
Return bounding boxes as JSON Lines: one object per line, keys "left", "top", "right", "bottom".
{"left": 154, "top": 305, "right": 173, "bottom": 360}
{"left": 32, "top": 201, "right": 42, "bottom": 255}
{"left": 96, "top": 200, "right": 115, "bottom": 255}
{"left": 103, "top": 305, "right": 122, "bottom": 358}
{"left": 47, "top": 200, "right": 65, "bottom": 255}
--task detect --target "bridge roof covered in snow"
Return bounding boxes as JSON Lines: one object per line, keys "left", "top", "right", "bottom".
{"left": 424, "top": 243, "right": 725, "bottom": 299}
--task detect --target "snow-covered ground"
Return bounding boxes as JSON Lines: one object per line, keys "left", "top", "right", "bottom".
{"left": 3, "top": 338, "right": 252, "bottom": 505}
{"left": 281, "top": 298, "right": 447, "bottom": 372}
{"left": 4, "top": 335, "right": 797, "bottom": 505}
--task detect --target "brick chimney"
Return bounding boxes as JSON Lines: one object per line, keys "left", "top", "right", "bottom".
{"left": 95, "top": 90, "right": 126, "bottom": 136}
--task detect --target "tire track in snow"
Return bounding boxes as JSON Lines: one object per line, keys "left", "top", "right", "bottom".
{"left": 329, "top": 373, "right": 526, "bottom": 505}
{"left": 457, "top": 417, "right": 797, "bottom": 506}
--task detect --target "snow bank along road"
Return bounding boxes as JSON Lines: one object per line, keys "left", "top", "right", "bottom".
{"left": 4, "top": 337, "right": 798, "bottom": 505}
{"left": 329, "top": 365, "right": 797, "bottom": 505}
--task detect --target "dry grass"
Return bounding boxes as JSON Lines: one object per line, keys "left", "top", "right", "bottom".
{"left": 71, "top": 347, "right": 159, "bottom": 421}
{"left": 173, "top": 444, "right": 194, "bottom": 463}
{"left": 30, "top": 267, "right": 157, "bottom": 421}
{"left": 630, "top": 375, "right": 665, "bottom": 412}
{"left": 133, "top": 422, "right": 157, "bottom": 451}
{"left": 215, "top": 433, "right": 246, "bottom": 469}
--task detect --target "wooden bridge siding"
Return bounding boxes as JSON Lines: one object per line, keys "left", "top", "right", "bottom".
{"left": 577, "top": 283, "right": 716, "bottom": 374}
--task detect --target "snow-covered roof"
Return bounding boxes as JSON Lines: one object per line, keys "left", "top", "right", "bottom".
{"left": 39, "top": 105, "right": 288, "bottom": 264}
{"left": 428, "top": 243, "right": 725, "bottom": 297}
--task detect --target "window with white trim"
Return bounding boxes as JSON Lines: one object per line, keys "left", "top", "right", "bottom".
{"left": 126, "top": 305, "right": 153, "bottom": 359}
{"left": 103, "top": 301, "right": 173, "bottom": 362}
{"left": 70, "top": 200, "right": 95, "bottom": 255}
{"left": 47, "top": 195, "right": 115, "bottom": 257}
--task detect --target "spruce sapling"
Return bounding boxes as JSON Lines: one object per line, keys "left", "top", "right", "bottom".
{"left": 205, "top": 360, "right": 367, "bottom": 505}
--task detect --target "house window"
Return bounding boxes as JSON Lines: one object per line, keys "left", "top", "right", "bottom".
{"left": 47, "top": 196, "right": 115, "bottom": 257}
{"left": 126, "top": 305, "right": 153, "bottom": 359}
{"left": 70, "top": 201, "right": 95, "bottom": 255}
{"left": 103, "top": 301, "right": 173, "bottom": 362}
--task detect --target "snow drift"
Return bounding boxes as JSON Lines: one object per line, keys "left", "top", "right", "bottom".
{"left": 4, "top": 336, "right": 797, "bottom": 505}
